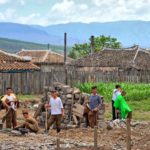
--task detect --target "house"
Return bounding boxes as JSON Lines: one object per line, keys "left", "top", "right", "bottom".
{"left": 0, "top": 50, "right": 39, "bottom": 73}
{"left": 71, "top": 45, "right": 150, "bottom": 71}
{"left": 17, "top": 49, "right": 72, "bottom": 72}
{"left": 69, "top": 45, "right": 150, "bottom": 83}
{"left": 0, "top": 50, "right": 40, "bottom": 94}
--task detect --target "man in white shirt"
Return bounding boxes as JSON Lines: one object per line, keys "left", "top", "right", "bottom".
{"left": 1, "top": 87, "right": 18, "bottom": 128}
{"left": 45, "top": 89, "right": 64, "bottom": 133}
{"left": 112, "top": 85, "right": 121, "bottom": 120}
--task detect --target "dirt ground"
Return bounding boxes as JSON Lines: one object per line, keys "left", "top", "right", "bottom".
{"left": 0, "top": 100, "right": 150, "bottom": 150}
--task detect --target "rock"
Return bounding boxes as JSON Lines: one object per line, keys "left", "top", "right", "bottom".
{"left": 73, "top": 88, "right": 80, "bottom": 94}
{"left": 66, "top": 94, "right": 72, "bottom": 99}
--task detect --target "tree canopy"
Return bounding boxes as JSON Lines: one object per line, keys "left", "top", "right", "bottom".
{"left": 68, "top": 35, "right": 122, "bottom": 59}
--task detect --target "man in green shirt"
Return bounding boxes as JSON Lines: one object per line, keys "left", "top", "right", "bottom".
{"left": 114, "top": 91, "right": 132, "bottom": 121}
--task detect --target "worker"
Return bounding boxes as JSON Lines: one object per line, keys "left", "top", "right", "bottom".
{"left": 114, "top": 91, "right": 132, "bottom": 122}
{"left": 1, "top": 87, "right": 18, "bottom": 128}
{"left": 45, "top": 89, "right": 64, "bottom": 133}
{"left": 112, "top": 85, "right": 122, "bottom": 120}
{"left": 85, "top": 86, "right": 102, "bottom": 128}
{"left": 15, "top": 110, "right": 39, "bottom": 133}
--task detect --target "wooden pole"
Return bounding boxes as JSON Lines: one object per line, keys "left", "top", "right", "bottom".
{"left": 90, "top": 35, "right": 94, "bottom": 54}
{"left": 126, "top": 119, "right": 131, "bottom": 150}
{"left": 64, "top": 32, "right": 68, "bottom": 85}
{"left": 56, "top": 133, "right": 60, "bottom": 150}
{"left": 94, "top": 126, "right": 98, "bottom": 150}
{"left": 45, "top": 107, "right": 48, "bottom": 131}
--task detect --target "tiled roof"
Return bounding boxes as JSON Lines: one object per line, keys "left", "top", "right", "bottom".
{"left": 0, "top": 50, "right": 25, "bottom": 62}
{"left": 17, "top": 49, "right": 72, "bottom": 64}
{"left": 71, "top": 46, "right": 150, "bottom": 70}
{"left": 0, "top": 50, "right": 40, "bottom": 71}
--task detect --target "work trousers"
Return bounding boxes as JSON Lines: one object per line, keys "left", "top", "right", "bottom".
{"left": 6, "top": 108, "right": 17, "bottom": 128}
{"left": 47, "top": 114, "right": 62, "bottom": 130}
{"left": 84, "top": 105, "right": 98, "bottom": 128}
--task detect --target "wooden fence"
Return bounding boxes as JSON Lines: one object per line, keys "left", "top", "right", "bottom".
{"left": 0, "top": 69, "right": 150, "bottom": 95}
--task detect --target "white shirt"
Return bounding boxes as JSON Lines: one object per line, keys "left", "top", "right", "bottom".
{"left": 6, "top": 95, "right": 17, "bottom": 111}
{"left": 112, "top": 89, "right": 121, "bottom": 101}
{"left": 49, "top": 97, "right": 63, "bottom": 115}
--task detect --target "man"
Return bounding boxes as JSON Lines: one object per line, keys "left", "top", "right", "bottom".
{"left": 86, "top": 86, "right": 102, "bottom": 128}
{"left": 15, "top": 110, "right": 39, "bottom": 133}
{"left": 45, "top": 89, "right": 64, "bottom": 133}
{"left": 114, "top": 91, "right": 132, "bottom": 121}
{"left": 1, "top": 87, "right": 18, "bottom": 128}
{"left": 112, "top": 85, "right": 122, "bottom": 120}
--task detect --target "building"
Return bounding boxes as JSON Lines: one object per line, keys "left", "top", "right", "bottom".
{"left": 17, "top": 49, "right": 72, "bottom": 72}
{"left": 0, "top": 50, "right": 40, "bottom": 94}
{"left": 69, "top": 46, "right": 150, "bottom": 83}
{"left": 0, "top": 50, "right": 39, "bottom": 73}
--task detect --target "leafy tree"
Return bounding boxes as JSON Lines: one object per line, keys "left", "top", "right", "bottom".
{"left": 68, "top": 35, "right": 121, "bottom": 59}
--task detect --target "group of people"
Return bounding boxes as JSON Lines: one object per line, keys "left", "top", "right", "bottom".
{"left": 0, "top": 87, "right": 65, "bottom": 134}
{"left": 0, "top": 84, "right": 132, "bottom": 134}
{"left": 112, "top": 85, "right": 132, "bottom": 122}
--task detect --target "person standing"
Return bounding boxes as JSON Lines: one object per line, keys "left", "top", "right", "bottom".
{"left": 112, "top": 85, "right": 122, "bottom": 120}
{"left": 114, "top": 91, "right": 132, "bottom": 121}
{"left": 45, "top": 89, "right": 64, "bottom": 133}
{"left": 87, "top": 86, "right": 102, "bottom": 128}
{"left": 1, "top": 87, "right": 18, "bottom": 128}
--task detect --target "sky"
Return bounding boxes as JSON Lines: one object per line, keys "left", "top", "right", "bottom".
{"left": 0, "top": 0, "right": 150, "bottom": 26}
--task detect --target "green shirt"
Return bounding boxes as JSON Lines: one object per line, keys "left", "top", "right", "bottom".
{"left": 114, "top": 95, "right": 132, "bottom": 119}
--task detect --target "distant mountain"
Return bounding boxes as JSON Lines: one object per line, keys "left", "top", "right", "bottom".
{"left": 0, "top": 37, "right": 71, "bottom": 53}
{"left": 1, "top": 21, "right": 150, "bottom": 47}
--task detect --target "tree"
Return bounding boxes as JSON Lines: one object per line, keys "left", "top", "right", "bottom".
{"left": 68, "top": 35, "right": 121, "bottom": 59}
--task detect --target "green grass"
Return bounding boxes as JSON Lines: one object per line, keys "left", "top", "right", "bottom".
{"left": 76, "top": 82, "right": 150, "bottom": 121}
{"left": 17, "top": 94, "right": 41, "bottom": 101}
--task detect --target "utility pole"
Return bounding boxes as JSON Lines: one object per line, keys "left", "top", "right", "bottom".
{"left": 64, "top": 32, "right": 68, "bottom": 85}
{"left": 90, "top": 35, "right": 94, "bottom": 54}
{"left": 47, "top": 43, "right": 50, "bottom": 50}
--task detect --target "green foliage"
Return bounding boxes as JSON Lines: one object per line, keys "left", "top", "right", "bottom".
{"left": 76, "top": 82, "right": 150, "bottom": 103}
{"left": 68, "top": 35, "right": 121, "bottom": 59}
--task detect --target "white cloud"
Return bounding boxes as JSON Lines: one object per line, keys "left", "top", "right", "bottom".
{"left": 0, "top": 8, "right": 16, "bottom": 20}
{"left": 1, "top": 0, "right": 150, "bottom": 25}
{"left": 0, "top": 0, "right": 10, "bottom": 4}
{"left": 17, "top": 13, "right": 41, "bottom": 24}
{"left": 19, "top": 0, "right": 25, "bottom": 6}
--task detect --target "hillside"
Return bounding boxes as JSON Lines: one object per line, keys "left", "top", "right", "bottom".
{"left": 0, "top": 37, "right": 71, "bottom": 53}
{"left": 1, "top": 21, "right": 150, "bottom": 47}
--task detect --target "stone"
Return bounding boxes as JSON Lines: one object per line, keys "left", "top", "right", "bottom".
{"left": 66, "top": 94, "right": 72, "bottom": 99}
{"left": 74, "top": 94, "right": 80, "bottom": 100}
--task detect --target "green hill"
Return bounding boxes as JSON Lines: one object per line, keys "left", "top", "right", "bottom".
{"left": 0, "top": 37, "right": 71, "bottom": 54}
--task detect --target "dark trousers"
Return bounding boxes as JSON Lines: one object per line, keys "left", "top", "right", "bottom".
{"left": 112, "top": 100, "right": 116, "bottom": 120}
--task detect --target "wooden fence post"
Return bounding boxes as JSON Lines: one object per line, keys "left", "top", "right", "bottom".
{"left": 126, "top": 119, "right": 131, "bottom": 150}
{"left": 94, "top": 126, "right": 98, "bottom": 150}
{"left": 56, "top": 133, "right": 60, "bottom": 150}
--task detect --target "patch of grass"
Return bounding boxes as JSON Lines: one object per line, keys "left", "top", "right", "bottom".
{"left": 17, "top": 94, "right": 41, "bottom": 101}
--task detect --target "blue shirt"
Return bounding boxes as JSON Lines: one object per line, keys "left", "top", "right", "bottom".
{"left": 89, "top": 95, "right": 101, "bottom": 110}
